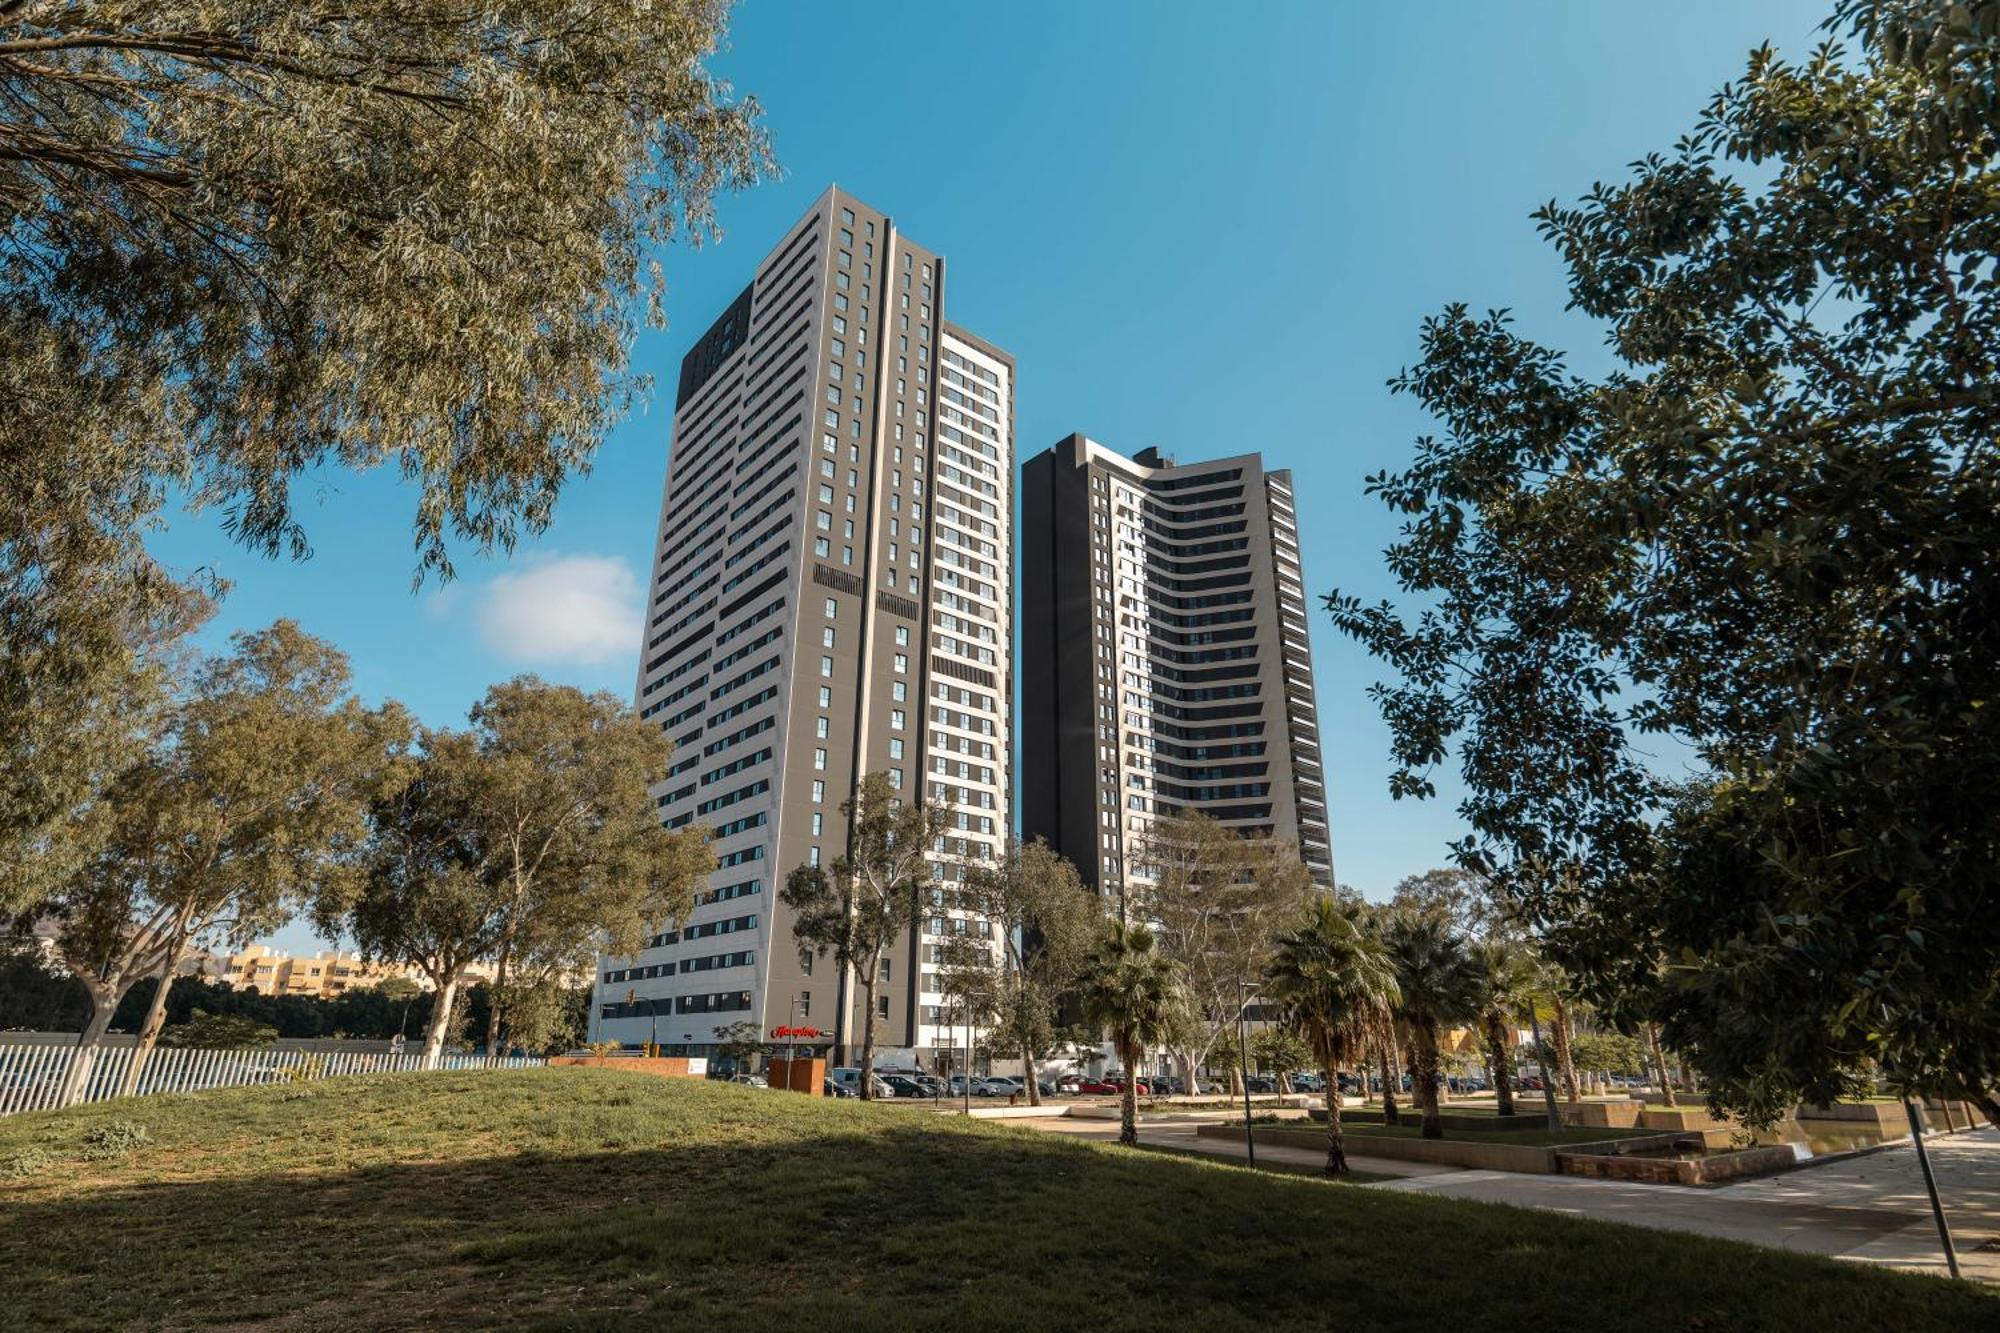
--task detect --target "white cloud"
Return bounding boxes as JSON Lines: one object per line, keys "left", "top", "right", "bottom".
{"left": 473, "top": 553, "right": 642, "bottom": 668}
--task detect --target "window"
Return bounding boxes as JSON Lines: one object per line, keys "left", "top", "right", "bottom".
{"left": 891, "top": 681, "right": 907, "bottom": 702}
{"left": 888, "top": 767, "right": 904, "bottom": 790}
{"left": 894, "top": 653, "right": 908, "bottom": 673}
{"left": 816, "top": 510, "right": 832, "bottom": 530}
{"left": 814, "top": 538, "right": 830, "bottom": 557}
{"left": 822, "top": 627, "right": 837, "bottom": 648}
{"left": 895, "top": 626, "right": 910, "bottom": 646}
{"left": 880, "top": 959, "right": 892, "bottom": 982}
{"left": 890, "top": 709, "right": 905, "bottom": 730}
{"left": 818, "top": 686, "right": 832, "bottom": 707}
{"left": 811, "top": 812, "right": 823, "bottom": 836}
{"left": 813, "top": 748, "right": 827, "bottom": 771}
{"left": 809, "top": 846, "right": 821, "bottom": 866}
{"left": 815, "top": 716, "right": 830, "bottom": 739}
{"left": 824, "top": 598, "right": 838, "bottom": 618}
{"left": 878, "top": 995, "right": 891, "bottom": 1020}
{"left": 888, "top": 738, "right": 904, "bottom": 760}
{"left": 819, "top": 655, "right": 833, "bottom": 678}
{"left": 811, "top": 779, "right": 825, "bottom": 803}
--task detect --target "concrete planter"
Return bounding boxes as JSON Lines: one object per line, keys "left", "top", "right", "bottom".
{"left": 1561, "top": 1100, "right": 1644, "bottom": 1129}
{"left": 1558, "top": 1143, "right": 1796, "bottom": 1186}
{"left": 1636, "top": 1105, "right": 1731, "bottom": 1132}
{"left": 1197, "top": 1123, "right": 1670, "bottom": 1174}
{"left": 1326, "top": 1109, "right": 1551, "bottom": 1134}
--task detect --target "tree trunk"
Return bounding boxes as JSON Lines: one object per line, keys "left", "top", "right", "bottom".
{"left": 1643, "top": 1022, "right": 1676, "bottom": 1107}
{"left": 1551, "top": 994, "right": 1581, "bottom": 1104}
{"left": 1181, "top": 1050, "right": 1201, "bottom": 1096}
{"left": 1485, "top": 1013, "right": 1516, "bottom": 1116}
{"left": 485, "top": 932, "right": 513, "bottom": 1059}
{"left": 1322, "top": 1056, "right": 1347, "bottom": 1175}
{"left": 1378, "top": 1037, "right": 1400, "bottom": 1125}
{"left": 1414, "top": 1025, "right": 1445, "bottom": 1139}
{"left": 1021, "top": 1022, "right": 1041, "bottom": 1108}
{"left": 857, "top": 971, "right": 878, "bottom": 1100}
{"left": 422, "top": 973, "right": 461, "bottom": 1069}
{"left": 118, "top": 941, "right": 188, "bottom": 1097}
{"left": 60, "top": 989, "right": 121, "bottom": 1108}
{"left": 1117, "top": 1039, "right": 1139, "bottom": 1146}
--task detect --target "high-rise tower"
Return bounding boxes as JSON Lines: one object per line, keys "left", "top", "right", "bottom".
{"left": 593, "top": 187, "right": 1014, "bottom": 1068}
{"left": 1020, "top": 436, "right": 1332, "bottom": 903}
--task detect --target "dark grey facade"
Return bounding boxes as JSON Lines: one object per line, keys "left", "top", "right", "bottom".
{"left": 1021, "top": 436, "right": 1333, "bottom": 901}
{"left": 594, "top": 187, "right": 1014, "bottom": 1067}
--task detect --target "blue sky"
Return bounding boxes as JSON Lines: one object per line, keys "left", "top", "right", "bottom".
{"left": 148, "top": 0, "right": 1832, "bottom": 949}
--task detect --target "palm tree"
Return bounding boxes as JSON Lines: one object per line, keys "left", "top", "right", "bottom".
{"left": 1470, "top": 938, "right": 1534, "bottom": 1117}
{"left": 1265, "top": 896, "right": 1400, "bottom": 1174}
{"left": 1382, "top": 912, "right": 1481, "bottom": 1139}
{"left": 1078, "top": 921, "right": 1184, "bottom": 1147}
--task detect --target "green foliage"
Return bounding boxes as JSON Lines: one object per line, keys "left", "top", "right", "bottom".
{"left": 0, "top": 2, "right": 768, "bottom": 918}
{"left": 1079, "top": 921, "right": 1186, "bottom": 1145}
{"left": 1571, "top": 1032, "right": 1646, "bottom": 1078}
{"left": 1247, "top": 1028, "right": 1313, "bottom": 1077}
{"left": 1264, "top": 896, "right": 1400, "bottom": 1080}
{"left": 2, "top": 1147, "right": 51, "bottom": 1178}
{"left": 951, "top": 838, "right": 1098, "bottom": 1092}
{"left": 160, "top": 1009, "right": 279, "bottom": 1049}
{"left": 78, "top": 1121, "right": 149, "bottom": 1160}
{"left": 779, "top": 772, "right": 951, "bottom": 1092}
{"left": 1134, "top": 814, "right": 1315, "bottom": 1079}
{"left": 318, "top": 677, "right": 711, "bottom": 1061}
{"left": 1330, "top": 3, "right": 2000, "bottom": 1128}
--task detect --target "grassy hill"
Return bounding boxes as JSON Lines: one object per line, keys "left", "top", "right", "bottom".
{"left": 0, "top": 1068, "right": 1988, "bottom": 1330}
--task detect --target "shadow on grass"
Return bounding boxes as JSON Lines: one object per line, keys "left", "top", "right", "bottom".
{"left": 1, "top": 1101, "right": 1990, "bottom": 1332}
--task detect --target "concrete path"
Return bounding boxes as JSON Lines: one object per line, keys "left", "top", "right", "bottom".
{"left": 1375, "top": 1126, "right": 2000, "bottom": 1283}
{"left": 1012, "top": 1110, "right": 2000, "bottom": 1284}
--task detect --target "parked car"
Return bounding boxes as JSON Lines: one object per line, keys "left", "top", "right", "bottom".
{"left": 976, "top": 1076, "right": 1022, "bottom": 1097}
{"left": 880, "top": 1074, "right": 931, "bottom": 1098}
{"left": 1244, "top": 1075, "right": 1278, "bottom": 1094}
{"left": 829, "top": 1067, "right": 894, "bottom": 1098}
{"left": 726, "top": 1073, "right": 768, "bottom": 1088}
{"left": 823, "top": 1077, "right": 855, "bottom": 1098}
{"left": 1053, "top": 1074, "right": 1089, "bottom": 1096}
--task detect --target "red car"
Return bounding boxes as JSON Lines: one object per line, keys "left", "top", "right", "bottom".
{"left": 1083, "top": 1077, "right": 1150, "bottom": 1096}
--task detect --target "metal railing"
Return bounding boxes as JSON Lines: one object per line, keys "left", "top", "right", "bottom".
{"left": 0, "top": 1040, "right": 545, "bottom": 1116}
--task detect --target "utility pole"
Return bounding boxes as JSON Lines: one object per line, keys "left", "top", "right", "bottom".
{"left": 1237, "top": 980, "right": 1258, "bottom": 1168}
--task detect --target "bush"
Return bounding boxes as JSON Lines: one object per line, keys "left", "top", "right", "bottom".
{"left": 79, "top": 1122, "right": 150, "bottom": 1160}
{"left": 3, "top": 1147, "right": 51, "bottom": 1178}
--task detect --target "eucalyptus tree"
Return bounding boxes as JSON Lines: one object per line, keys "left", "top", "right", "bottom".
{"left": 1078, "top": 922, "right": 1186, "bottom": 1148}
{"left": 1329, "top": 0, "right": 2000, "bottom": 1127}
{"left": 1265, "top": 897, "right": 1401, "bottom": 1174}
{"left": 0, "top": 1, "right": 770, "bottom": 877}
{"left": 21, "top": 621, "right": 403, "bottom": 1102}
{"left": 781, "top": 773, "right": 953, "bottom": 1097}
{"left": 953, "top": 838, "right": 1097, "bottom": 1107}
{"left": 1134, "top": 814, "right": 1313, "bottom": 1095}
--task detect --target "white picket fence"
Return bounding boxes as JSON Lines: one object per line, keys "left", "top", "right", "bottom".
{"left": 0, "top": 1041, "right": 546, "bottom": 1116}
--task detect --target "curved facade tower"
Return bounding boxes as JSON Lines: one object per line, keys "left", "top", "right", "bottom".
{"left": 1020, "top": 436, "right": 1332, "bottom": 903}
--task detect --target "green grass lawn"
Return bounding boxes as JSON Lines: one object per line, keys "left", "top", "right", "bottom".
{"left": 0, "top": 1068, "right": 1989, "bottom": 1331}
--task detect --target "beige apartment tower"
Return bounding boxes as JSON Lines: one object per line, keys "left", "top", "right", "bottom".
{"left": 1020, "top": 437, "right": 1332, "bottom": 902}
{"left": 593, "top": 188, "right": 1014, "bottom": 1068}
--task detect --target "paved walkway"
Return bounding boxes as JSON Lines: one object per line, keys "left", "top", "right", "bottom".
{"left": 1012, "top": 1112, "right": 2000, "bottom": 1283}
{"left": 1376, "top": 1126, "right": 2000, "bottom": 1283}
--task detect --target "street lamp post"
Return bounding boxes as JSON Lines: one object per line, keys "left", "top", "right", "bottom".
{"left": 1237, "top": 980, "right": 1258, "bottom": 1168}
